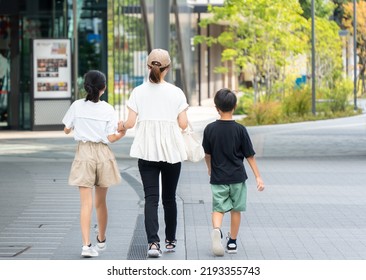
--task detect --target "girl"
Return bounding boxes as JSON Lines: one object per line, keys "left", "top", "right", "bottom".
{"left": 63, "top": 70, "right": 125, "bottom": 257}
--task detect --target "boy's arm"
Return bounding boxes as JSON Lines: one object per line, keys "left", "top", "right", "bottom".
{"left": 204, "top": 154, "right": 211, "bottom": 177}
{"left": 246, "top": 156, "right": 265, "bottom": 191}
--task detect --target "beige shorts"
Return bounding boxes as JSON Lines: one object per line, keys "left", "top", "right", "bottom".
{"left": 68, "top": 141, "right": 121, "bottom": 188}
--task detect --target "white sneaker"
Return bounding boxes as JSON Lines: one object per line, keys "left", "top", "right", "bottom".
{"left": 81, "top": 244, "right": 99, "bottom": 257}
{"left": 211, "top": 228, "right": 224, "bottom": 256}
{"left": 96, "top": 236, "right": 107, "bottom": 251}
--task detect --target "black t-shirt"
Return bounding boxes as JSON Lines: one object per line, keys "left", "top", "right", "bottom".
{"left": 202, "top": 120, "right": 255, "bottom": 184}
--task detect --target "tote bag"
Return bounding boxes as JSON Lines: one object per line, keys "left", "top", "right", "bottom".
{"left": 182, "top": 122, "right": 205, "bottom": 162}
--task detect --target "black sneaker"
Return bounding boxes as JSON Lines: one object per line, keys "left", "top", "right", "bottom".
{"left": 226, "top": 233, "right": 238, "bottom": 254}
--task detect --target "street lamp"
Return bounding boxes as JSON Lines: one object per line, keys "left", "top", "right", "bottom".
{"left": 353, "top": 0, "right": 358, "bottom": 110}
{"left": 311, "top": 0, "right": 316, "bottom": 115}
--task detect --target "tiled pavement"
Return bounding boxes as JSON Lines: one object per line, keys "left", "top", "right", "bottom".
{"left": 0, "top": 106, "right": 366, "bottom": 262}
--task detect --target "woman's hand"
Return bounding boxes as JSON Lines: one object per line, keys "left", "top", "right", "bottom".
{"left": 118, "top": 121, "right": 126, "bottom": 132}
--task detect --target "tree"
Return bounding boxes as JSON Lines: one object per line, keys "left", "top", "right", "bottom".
{"left": 287, "top": 1, "right": 344, "bottom": 90}
{"left": 343, "top": 1, "right": 366, "bottom": 95}
{"left": 299, "top": 0, "right": 335, "bottom": 19}
{"left": 332, "top": 0, "right": 352, "bottom": 28}
{"left": 195, "top": 0, "right": 309, "bottom": 100}
{"left": 311, "top": 17, "right": 343, "bottom": 89}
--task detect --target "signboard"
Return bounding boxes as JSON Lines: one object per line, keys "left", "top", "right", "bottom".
{"left": 33, "top": 39, "right": 71, "bottom": 99}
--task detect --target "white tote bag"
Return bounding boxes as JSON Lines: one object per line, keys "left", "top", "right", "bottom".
{"left": 182, "top": 122, "right": 205, "bottom": 162}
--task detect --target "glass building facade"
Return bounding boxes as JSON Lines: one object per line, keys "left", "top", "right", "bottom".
{"left": 0, "top": 0, "right": 108, "bottom": 130}
{"left": 0, "top": 0, "right": 226, "bottom": 130}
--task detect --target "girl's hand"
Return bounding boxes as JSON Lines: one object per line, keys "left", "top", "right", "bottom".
{"left": 118, "top": 121, "right": 126, "bottom": 132}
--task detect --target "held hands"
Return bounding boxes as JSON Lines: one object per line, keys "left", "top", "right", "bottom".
{"left": 256, "top": 177, "right": 265, "bottom": 192}
{"left": 108, "top": 122, "right": 126, "bottom": 142}
{"left": 118, "top": 121, "right": 127, "bottom": 133}
{"left": 119, "top": 128, "right": 126, "bottom": 137}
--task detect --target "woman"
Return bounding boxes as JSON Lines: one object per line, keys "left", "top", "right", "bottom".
{"left": 63, "top": 70, "right": 125, "bottom": 257}
{"left": 120, "top": 49, "right": 188, "bottom": 258}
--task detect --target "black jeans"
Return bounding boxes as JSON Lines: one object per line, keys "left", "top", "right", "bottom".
{"left": 138, "top": 159, "right": 181, "bottom": 244}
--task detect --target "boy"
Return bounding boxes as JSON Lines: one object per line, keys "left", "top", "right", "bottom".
{"left": 202, "top": 88, "right": 265, "bottom": 256}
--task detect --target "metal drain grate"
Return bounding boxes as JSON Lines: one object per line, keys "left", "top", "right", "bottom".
{"left": 127, "top": 214, "right": 147, "bottom": 260}
{"left": 0, "top": 245, "right": 31, "bottom": 258}
{"left": 121, "top": 171, "right": 144, "bottom": 200}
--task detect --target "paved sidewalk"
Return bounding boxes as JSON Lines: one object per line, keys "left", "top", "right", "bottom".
{"left": 0, "top": 106, "right": 366, "bottom": 261}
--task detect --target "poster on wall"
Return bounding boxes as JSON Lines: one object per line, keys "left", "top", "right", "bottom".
{"left": 33, "top": 39, "right": 71, "bottom": 99}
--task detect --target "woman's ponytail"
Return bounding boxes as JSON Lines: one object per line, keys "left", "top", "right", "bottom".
{"left": 148, "top": 62, "right": 169, "bottom": 84}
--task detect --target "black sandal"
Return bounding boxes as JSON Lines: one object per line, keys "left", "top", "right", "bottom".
{"left": 147, "top": 242, "right": 162, "bottom": 258}
{"left": 165, "top": 239, "right": 177, "bottom": 251}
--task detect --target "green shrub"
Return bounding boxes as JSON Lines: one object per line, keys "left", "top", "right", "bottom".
{"left": 282, "top": 86, "right": 311, "bottom": 117}
{"left": 234, "top": 91, "right": 254, "bottom": 115}
{"left": 236, "top": 78, "right": 361, "bottom": 127}
{"left": 325, "top": 79, "right": 353, "bottom": 112}
{"left": 245, "top": 101, "right": 282, "bottom": 125}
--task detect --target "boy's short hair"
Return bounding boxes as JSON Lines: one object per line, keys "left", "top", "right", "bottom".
{"left": 214, "top": 88, "right": 237, "bottom": 112}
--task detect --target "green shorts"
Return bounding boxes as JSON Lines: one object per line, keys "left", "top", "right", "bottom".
{"left": 211, "top": 182, "right": 247, "bottom": 212}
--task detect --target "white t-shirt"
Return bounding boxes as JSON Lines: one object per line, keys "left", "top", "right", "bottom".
{"left": 62, "top": 99, "right": 118, "bottom": 144}
{"left": 127, "top": 81, "right": 189, "bottom": 163}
